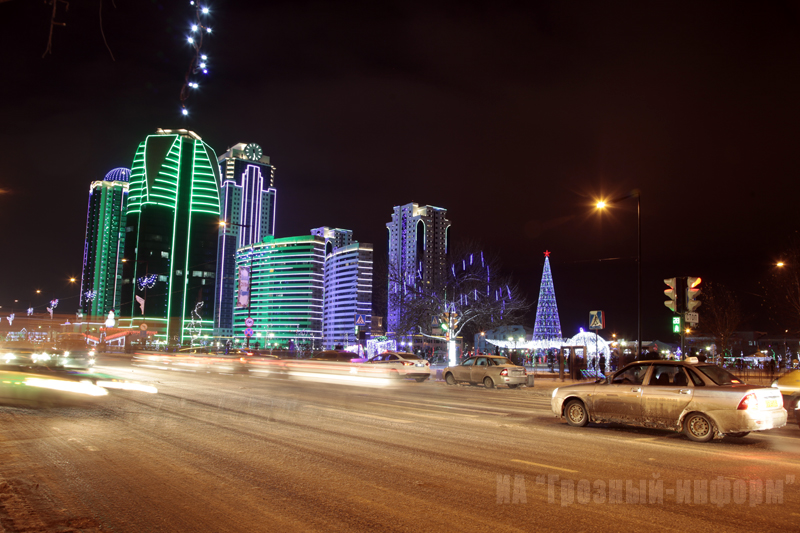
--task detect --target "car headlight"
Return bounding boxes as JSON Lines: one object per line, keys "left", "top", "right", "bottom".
{"left": 771, "top": 380, "right": 778, "bottom": 387}
{"left": 552, "top": 388, "right": 559, "bottom": 398}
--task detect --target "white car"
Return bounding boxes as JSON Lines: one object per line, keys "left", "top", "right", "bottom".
{"left": 552, "top": 358, "right": 787, "bottom": 441}
{"left": 360, "top": 351, "right": 431, "bottom": 382}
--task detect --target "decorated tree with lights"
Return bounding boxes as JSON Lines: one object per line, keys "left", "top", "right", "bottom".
{"left": 388, "top": 249, "right": 529, "bottom": 365}
{"left": 533, "top": 250, "right": 562, "bottom": 341}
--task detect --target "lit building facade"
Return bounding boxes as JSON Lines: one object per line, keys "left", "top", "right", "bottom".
{"left": 120, "top": 129, "right": 221, "bottom": 343}
{"left": 214, "top": 143, "right": 277, "bottom": 337}
{"left": 312, "top": 227, "right": 373, "bottom": 349}
{"left": 79, "top": 168, "right": 130, "bottom": 317}
{"left": 234, "top": 235, "right": 324, "bottom": 349}
{"left": 386, "top": 203, "right": 450, "bottom": 336}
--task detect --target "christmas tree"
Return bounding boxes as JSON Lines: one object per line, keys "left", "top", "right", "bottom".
{"left": 533, "top": 250, "right": 562, "bottom": 340}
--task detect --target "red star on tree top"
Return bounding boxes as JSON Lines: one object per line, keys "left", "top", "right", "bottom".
{"left": 544, "top": 250, "right": 551, "bottom": 257}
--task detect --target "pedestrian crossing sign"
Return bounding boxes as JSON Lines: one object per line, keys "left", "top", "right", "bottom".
{"left": 589, "top": 310, "right": 605, "bottom": 330}
{"left": 354, "top": 314, "right": 367, "bottom": 326}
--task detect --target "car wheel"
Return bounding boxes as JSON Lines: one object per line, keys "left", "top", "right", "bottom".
{"left": 444, "top": 373, "right": 456, "bottom": 385}
{"left": 683, "top": 413, "right": 714, "bottom": 442}
{"left": 483, "top": 376, "right": 494, "bottom": 389}
{"left": 725, "top": 432, "right": 750, "bottom": 438}
{"left": 414, "top": 377, "right": 427, "bottom": 382}
{"left": 508, "top": 384, "right": 519, "bottom": 389}
{"left": 389, "top": 369, "right": 400, "bottom": 379}
{"left": 564, "top": 399, "right": 589, "bottom": 427}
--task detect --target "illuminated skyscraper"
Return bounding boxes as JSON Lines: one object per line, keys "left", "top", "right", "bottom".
{"left": 386, "top": 203, "right": 450, "bottom": 336}
{"left": 79, "top": 167, "right": 130, "bottom": 317}
{"left": 120, "top": 129, "right": 221, "bottom": 342}
{"left": 234, "top": 235, "right": 324, "bottom": 349}
{"left": 214, "top": 143, "right": 277, "bottom": 337}
{"left": 312, "top": 227, "right": 373, "bottom": 348}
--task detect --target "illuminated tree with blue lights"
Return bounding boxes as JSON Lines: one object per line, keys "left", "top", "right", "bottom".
{"left": 533, "top": 251, "right": 562, "bottom": 341}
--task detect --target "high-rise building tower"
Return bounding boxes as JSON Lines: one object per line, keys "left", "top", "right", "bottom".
{"left": 79, "top": 167, "right": 130, "bottom": 317}
{"left": 533, "top": 250, "right": 562, "bottom": 340}
{"left": 214, "top": 143, "right": 277, "bottom": 337}
{"left": 234, "top": 235, "right": 325, "bottom": 349}
{"left": 120, "top": 129, "right": 221, "bottom": 342}
{"left": 386, "top": 203, "right": 450, "bottom": 336}
{"left": 312, "top": 227, "right": 373, "bottom": 349}
{"left": 311, "top": 227, "right": 353, "bottom": 254}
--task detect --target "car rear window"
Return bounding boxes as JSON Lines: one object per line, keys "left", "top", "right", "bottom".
{"left": 695, "top": 365, "right": 742, "bottom": 386}
{"left": 489, "top": 358, "right": 513, "bottom": 365}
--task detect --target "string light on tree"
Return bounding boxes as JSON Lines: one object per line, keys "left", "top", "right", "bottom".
{"left": 179, "top": 2, "right": 214, "bottom": 117}
{"left": 137, "top": 274, "right": 158, "bottom": 291}
{"left": 533, "top": 250, "right": 562, "bottom": 341}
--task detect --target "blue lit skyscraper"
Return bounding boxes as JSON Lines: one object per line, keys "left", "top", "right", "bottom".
{"left": 386, "top": 203, "right": 450, "bottom": 336}
{"left": 214, "top": 143, "right": 276, "bottom": 337}
{"left": 312, "top": 227, "right": 373, "bottom": 348}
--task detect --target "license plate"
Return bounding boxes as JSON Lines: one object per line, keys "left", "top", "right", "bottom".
{"left": 765, "top": 399, "right": 778, "bottom": 408}
{"left": 415, "top": 363, "right": 423, "bottom": 367}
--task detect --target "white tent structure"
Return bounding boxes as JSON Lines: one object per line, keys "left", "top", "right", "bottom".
{"left": 565, "top": 330, "right": 610, "bottom": 372}
{"left": 485, "top": 329, "right": 611, "bottom": 372}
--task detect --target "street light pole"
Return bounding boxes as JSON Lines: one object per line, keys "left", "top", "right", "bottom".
{"left": 596, "top": 190, "right": 642, "bottom": 359}
{"left": 637, "top": 193, "right": 641, "bottom": 360}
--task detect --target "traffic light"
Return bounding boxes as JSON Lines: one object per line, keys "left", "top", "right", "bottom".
{"left": 686, "top": 276, "right": 702, "bottom": 311}
{"left": 664, "top": 278, "right": 684, "bottom": 313}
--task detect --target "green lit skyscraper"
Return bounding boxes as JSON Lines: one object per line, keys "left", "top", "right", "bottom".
{"left": 120, "top": 129, "right": 221, "bottom": 343}
{"left": 234, "top": 235, "right": 325, "bottom": 349}
{"left": 79, "top": 167, "right": 130, "bottom": 318}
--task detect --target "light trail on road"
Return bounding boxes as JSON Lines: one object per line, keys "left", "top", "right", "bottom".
{"left": 0, "top": 356, "right": 796, "bottom": 532}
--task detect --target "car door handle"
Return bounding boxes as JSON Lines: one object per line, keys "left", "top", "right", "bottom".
{"left": 631, "top": 387, "right": 641, "bottom": 393}
{"left": 679, "top": 389, "right": 692, "bottom": 394}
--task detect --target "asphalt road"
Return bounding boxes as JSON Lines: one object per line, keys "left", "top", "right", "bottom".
{"left": 0, "top": 356, "right": 798, "bottom": 533}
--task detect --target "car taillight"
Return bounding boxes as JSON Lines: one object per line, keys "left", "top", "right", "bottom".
{"left": 737, "top": 393, "right": 758, "bottom": 410}
{"left": 402, "top": 361, "right": 414, "bottom": 366}
{"left": 500, "top": 369, "right": 508, "bottom": 376}
{"left": 425, "top": 361, "right": 430, "bottom": 367}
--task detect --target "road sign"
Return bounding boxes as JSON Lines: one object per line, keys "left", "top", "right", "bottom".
{"left": 354, "top": 314, "right": 366, "bottom": 327}
{"left": 139, "top": 323, "right": 148, "bottom": 331}
{"left": 244, "top": 327, "right": 254, "bottom": 337}
{"left": 245, "top": 317, "right": 254, "bottom": 327}
{"left": 589, "top": 310, "right": 605, "bottom": 330}
{"left": 672, "top": 316, "right": 681, "bottom": 333}
{"left": 685, "top": 312, "right": 699, "bottom": 325}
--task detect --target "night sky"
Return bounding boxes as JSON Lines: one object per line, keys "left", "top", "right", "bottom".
{"left": 2, "top": 1, "right": 799, "bottom": 342}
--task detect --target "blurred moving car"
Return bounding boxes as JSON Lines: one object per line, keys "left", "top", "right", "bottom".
{"left": 442, "top": 355, "right": 527, "bottom": 389}
{"left": 310, "top": 350, "right": 361, "bottom": 362}
{"left": 1, "top": 345, "right": 95, "bottom": 372}
{"left": 360, "top": 351, "right": 431, "bottom": 381}
{"left": 552, "top": 358, "right": 787, "bottom": 442}
{"left": 771, "top": 369, "right": 800, "bottom": 410}
{"left": 132, "top": 346, "right": 247, "bottom": 374}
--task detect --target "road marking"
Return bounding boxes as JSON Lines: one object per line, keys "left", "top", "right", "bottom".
{"left": 511, "top": 459, "right": 579, "bottom": 473}
{"left": 304, "top": 406, "right": 412, "bottom": 424}
{"left": 367, "top": 402, "right": 479, "bottom": 417}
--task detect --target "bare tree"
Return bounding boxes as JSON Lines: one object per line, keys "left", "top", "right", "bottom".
{"left": 388, "top": 249, "right": 530, "bottom": 363}
{"left": 700, "top": 281, "right": 744, "bottom": 359}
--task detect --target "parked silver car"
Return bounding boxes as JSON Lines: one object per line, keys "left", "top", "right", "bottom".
{"left": 551, "top": 359, "right": 787, "bottom": 441}
{"left": 443, "top": 355, "right": 527, "bottom": 389}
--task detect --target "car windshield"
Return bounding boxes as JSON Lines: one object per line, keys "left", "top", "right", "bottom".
{"left": 695, "top": 365, "right": 742, "bottom": 385}
{"left": 488, "top": 357, "right": 513, "bottom": 366}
